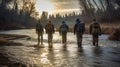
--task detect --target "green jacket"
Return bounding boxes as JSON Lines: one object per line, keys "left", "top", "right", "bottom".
{"left": 36, "top": 23, "right": 44, "bottom": 35}
{"left": 90, "top": 22, "right": 101, "bottom": 35}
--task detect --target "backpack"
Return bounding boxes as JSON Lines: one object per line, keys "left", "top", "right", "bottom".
{"left": 46, "top": 24, "right": 54, "bottom": 33}
{"left": 60, "top": 24, "right": 68, "bottom": 33}
{"left": 36, "top": 23, "right": 43, "bottom": 32}
{"left": 92, "top": 23, "right": 100, "bottom": 34}
{"left": 76, "top": 23, "right": 85, "bottom": 32}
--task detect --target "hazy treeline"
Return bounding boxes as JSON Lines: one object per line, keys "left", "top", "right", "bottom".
{"left": 78, "top": 0, "right": 120, "bottom": 23}
{"left": 49, "top": 12, "right": 81, "bottom": 27}
{"left": 0, "top": 0, "right": 39, "bottom": 30}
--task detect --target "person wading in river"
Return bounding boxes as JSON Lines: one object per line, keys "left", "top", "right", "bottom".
{"left": 90, "top": 18, "right": 101, "bottom": 46}
{"left": 59, "top": 21, "right": 69, "bottom": 47}
{"left": 36, "top": 20, "right": 44, "bottom": 47}
{"left": 74, "top": 19, "right": 85, "bottom": 48}
{"left": 45, "top": 20, "right": 55, "bottom": 48}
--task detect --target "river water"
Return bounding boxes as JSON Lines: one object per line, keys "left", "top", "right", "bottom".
{"left": 0, "top": 29, "right": 120, "bottom": 67}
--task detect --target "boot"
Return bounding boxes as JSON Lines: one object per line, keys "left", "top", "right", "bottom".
{"left": 78, "top": 42, "right": 82, "bottom": 48}
{"left": 93, "top": 41, "right": 95, "bottom": 46}
{"left": 96, "top": 41, "right": 98, "bottom": 47}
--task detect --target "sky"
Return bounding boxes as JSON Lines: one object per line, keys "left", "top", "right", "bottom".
{"left": 35, "top": 0, "right": 80, "bottom": 15}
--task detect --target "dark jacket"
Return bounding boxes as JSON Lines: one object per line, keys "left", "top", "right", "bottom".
{"left": 36, "top": 23, "right": 44, "bottom": 35}
{"left": 74, "top": 22, "right": 85, "bottom": 34}
{"left": 45, "top": 23, "right": 55, "bottom": 34}
{"left": 59, "top": 23, "right": 69, "bottom": 34}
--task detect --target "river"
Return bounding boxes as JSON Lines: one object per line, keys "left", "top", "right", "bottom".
{"left": 0, "top": 29, "right": 120, "bottom": 67}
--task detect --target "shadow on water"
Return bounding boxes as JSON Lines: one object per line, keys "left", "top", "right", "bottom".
{"left": 92, "top": 47, "right": 103, "bottom": 57}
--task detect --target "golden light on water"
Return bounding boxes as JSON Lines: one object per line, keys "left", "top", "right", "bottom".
{"left": 40, "top": 50, "right": 53, "bottom": 66}
{"left": 40, "top": 53, "right": 49, "bottom": 64}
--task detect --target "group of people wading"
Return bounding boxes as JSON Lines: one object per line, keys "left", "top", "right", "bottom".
{"left": 36, "top": 18, "right": 101, "bottom": 48}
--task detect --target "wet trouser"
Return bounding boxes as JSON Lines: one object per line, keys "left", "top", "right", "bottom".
{"left": 48, "top": 33, "right": 53, "bottom": 44}
{"left": 47, "top": 33, "right": 53, "bottom": 48}
{"left": 38, "top": 33, "right": 43, "bottom": 46}
{"left": 62, "top": 33, "right": 67, "bottom": 43}
{"left": 92, "top": 34, "right": 98, "bottom": 46}
{"left": 76, "top": 32, "right": 83, "bottom": 47}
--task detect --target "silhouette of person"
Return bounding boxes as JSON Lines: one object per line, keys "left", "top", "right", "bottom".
{"left": 36, "top": 20, "right": 44, "bottom": 47}
{"left": 89, "top": 18, "right": 101, "bottom": 46}
{"left": 74, "top": 19, "right": 85, "bottom": 48}
{"left": 59, "top": 21, "right": 69, "bottom": 46}
{"left": 45, "top": 20, "right": 55, "bottom": 48}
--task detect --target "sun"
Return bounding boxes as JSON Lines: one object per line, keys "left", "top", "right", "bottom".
{"left": 35, "top": 0, "right": 54, "bottom": 15}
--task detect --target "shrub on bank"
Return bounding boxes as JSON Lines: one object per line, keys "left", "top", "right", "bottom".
{"left": 109, "top": 28, "right": 120, "bottom": 41}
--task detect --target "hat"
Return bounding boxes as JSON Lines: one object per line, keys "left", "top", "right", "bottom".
{"left": 76, "top": 18, "right": 81, "bottom": 23}
{"left": 62, "top": 21, "right": 65, "bottom": 24}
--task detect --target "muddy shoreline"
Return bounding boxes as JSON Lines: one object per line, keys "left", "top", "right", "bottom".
{"left": 0, "top": 53, "right": 27, "bottom": 67}
{"left": 0, "top": 34, "right": 30, "bottom": 67}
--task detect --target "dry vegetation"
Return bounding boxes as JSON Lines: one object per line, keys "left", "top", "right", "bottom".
{"left": 109, "top": 28, "right": 120, "bottom": 41}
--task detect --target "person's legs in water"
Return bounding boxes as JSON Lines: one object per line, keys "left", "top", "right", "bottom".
{"left": 48, "top": 33, "right": 51, "bottom": 48}
{"left": 95, "top": 34, "right": 99, "bottom": 46}
{"left": 77, "top": 32, "right": 81, "bottom": 47}
{"left": 40, "top": 34, "right": 43, "bottom": 45}
{"left": 48, "top": 33, "right": 52, "bottom": 43}
{"left": 38, "top": 33, "right": 40, "bottom": 46}
{"left": 62, "top": 34, "right": 64, "bottom": 43}
{"left": 48, "top": 33, "right": 50, "bottom": 44}
{"left": 79, "top": 34, "right": 83, "bottom": 47}
{"left": 50, "top": 33, "right": 53, "bottom": 43}
{"left": 48, "top": 33, "right": 53, "bottom": 48}
{"left": 62, "top": 33, "right": 67, "bottom": 44}
{"left": 64, "top": 34, "right": 67, "bottom": 43}
{"left": 93, "top": 34, "right": 98, "bottom": 46}
{"left": 76, "top": 32, "right": 79, "bottom": 45}
{"left": 93, "top": 34, "right": 96, "bottom": 46}
{"left": 62, "top": 33, "right": 67, "bottom": 48}
{"left": 40, "top": 34, "right": 44, "bottom": 48}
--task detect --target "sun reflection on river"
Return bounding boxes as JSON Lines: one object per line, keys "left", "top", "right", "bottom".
{"left": 39, "top": 48, "right": 53, "bottom": 66}
{"left": 40, "top": 53, "right": 49, "bottom": 64}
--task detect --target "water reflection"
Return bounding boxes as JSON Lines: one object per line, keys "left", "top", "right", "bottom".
{"left": 33, "top": 48, "right": 55, "bottom": 67}
{"left": 0, "top": 30, "right": 120, "bottom": 67}
{"left": 92, "top": 47, "right": 103, "bottom": 57}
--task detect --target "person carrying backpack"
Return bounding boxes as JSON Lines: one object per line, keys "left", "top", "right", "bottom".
{"left": 74, "top": 19, "right": 85, "bottom": 48}
{"left": 36, "top": 20, "right": 44, "bottom": 47}
{"left": 59, "top": 21, "right": 69, "bottom": 45}
{"left": 45, "top": 20, "right": 55, "bottom": 48}
{"left": 90, "top": 18, "right": 101, "bottom": 46}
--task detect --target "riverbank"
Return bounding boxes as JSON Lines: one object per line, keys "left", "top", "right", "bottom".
{"left": 0, "top": 53, "right": 26, "bottom": 67}
{"left": 0, "top": 34, "right": 31, "bottom": 67}
{"left": 0, "top": 34, "right": 30, "bottom": 46}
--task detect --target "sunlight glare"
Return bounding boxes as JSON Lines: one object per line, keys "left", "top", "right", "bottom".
{"left": 35, "top": 0, "right": 54, "bottom": 15}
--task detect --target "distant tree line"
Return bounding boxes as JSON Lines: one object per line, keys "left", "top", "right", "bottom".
{"left": 78, "top": 0, "right": 120, "bottom": 23}
{"left": 40, "top": 0, "right": 120, "bottom": 27}
{"left": 0, "top": 0, "right": 39, "bottom": 30}
{"left": 49, "top": 12, "right": 81, "bottom": 27}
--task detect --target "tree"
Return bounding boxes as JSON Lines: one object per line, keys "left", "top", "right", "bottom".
{"left": 0, "top": 0, "right": 39, "bottom": 30}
